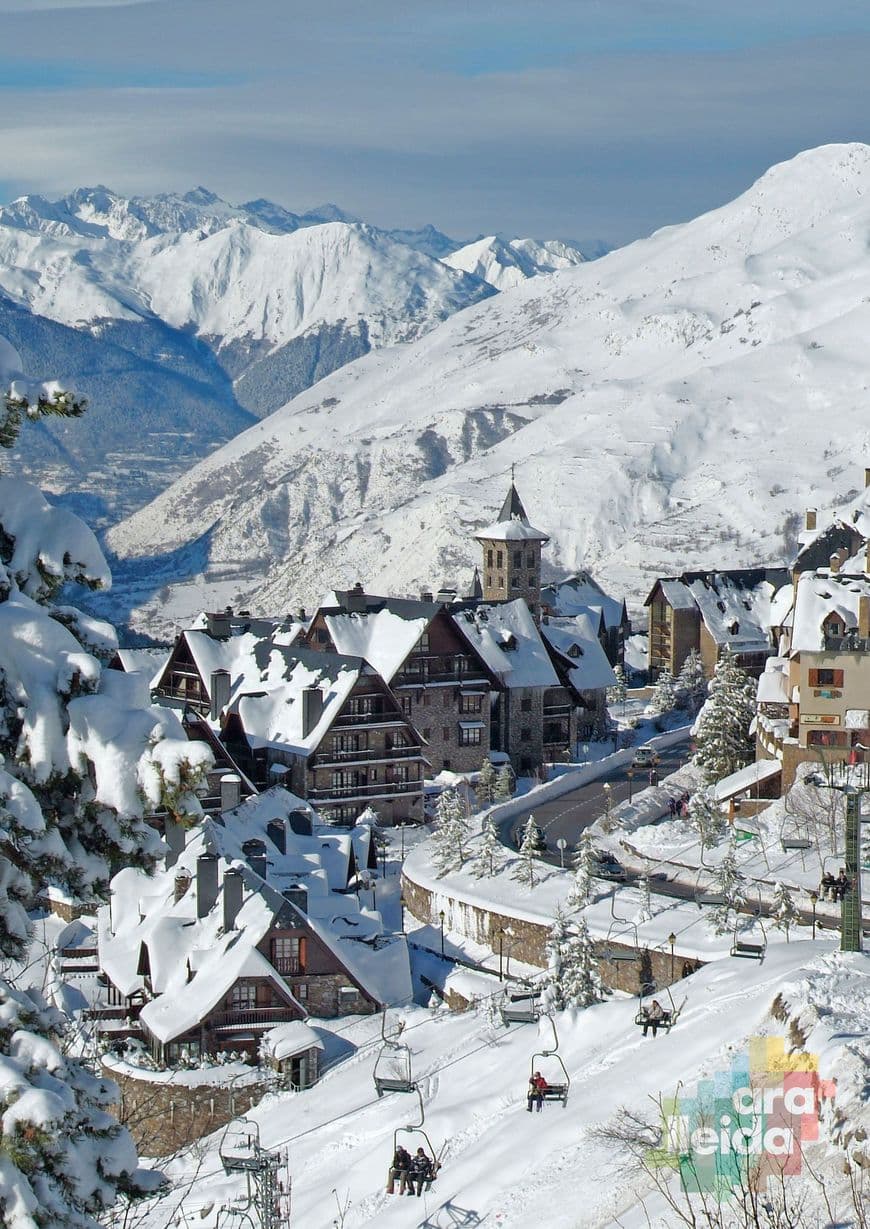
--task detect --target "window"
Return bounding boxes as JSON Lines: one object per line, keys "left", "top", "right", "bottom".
{"left": 442, "top": 726, "right": 451, "bottom": 741}
{"left": 528, "top": 575, "right": 536, "bottom": 587}
{"left": 513, "top": 550, "right": 522, "bottom": 567}
{"left": 526, "top": 553, "right": 536, "bottom": 567}
{"left": 332, "top": 732, "right": 364, "bottom": 754}
{"left": 487, "top": 549, "right": 493, "bottom": 567}
{"left": 496, "top": 550, "right": 503, "bottom": 568}
{"left": 271, "top": 937, "right": 302, "bottom": 974}
{"left": 296, "top": 983, "right": 308, "bottom": 1000}
{"left": 497, "top": 574, "right": 505, "bottom": 589}
{"left": 423, "top": 692, "right": 432, "bottom": 707}
{"left": 459, "top": 726, "right": 482, "bottom": 746}
{"left": 511, "top": 576, "right": 520, "bottom": 588}
{"left": 418, "top": 631, "right": 430, "bottom": 652}
{"left": 400, "top": 695, "right": 413, "bottom": 717}
{"left": 807, "top": 730, "right": 849, "bottom": 747}
{"left": 521, "top": 697, "right": 532, "bottom": 712}
{"left": 231, "top": 981, "right": 257, "bottom": 1010}
{"left": 520, "top": 727, "right": 531, "bottom": 741}
{"left": 486, "top": 573, "right": 492, "bottom": 587}
{"left": 316, "top": 628, "right": 329, "bottom": 644}
{"left": 459, "top": 693, "right": 482, "bottom": 713}
{"left": 808, "top": 668, "right": 844, "bottom": 687}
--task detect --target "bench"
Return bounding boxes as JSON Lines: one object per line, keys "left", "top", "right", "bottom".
{"left": 539, "top": 1083, "right": 569, "bottom": 1106}
{"left": 374, "top": 1077, "right": 416, "bottom": 1097}
{"left": 781, "top": 838, "right": 812, "bottom": 851}
{"left": 731, "top": 941, "right": 765, "bottom": 960}
{"left": 501, "top": 1003, "right": 540, "bottom": 1025}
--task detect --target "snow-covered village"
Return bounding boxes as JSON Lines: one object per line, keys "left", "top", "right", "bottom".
{"left": 2, "top": 6, "right": 870, "bottom": 1229}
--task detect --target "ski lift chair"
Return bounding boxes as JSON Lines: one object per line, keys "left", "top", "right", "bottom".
{"left": 730, "top": 894, "right": 767, "bottom": 961}
{"left": 391, "top": 1086, "right": 442, "bottom": 1193}
{"left": 373, "top": 1009, "right": 416, "bottom": 1098}
{"left": 604, "top": 920, "right": 643, "bottom": 963}
{"left": 780, "top": 836, "right": 812, "bottom": 852}
{"left": 529, "top": 1014, "right": 570, "bottom": 1107}
{"left": 634, "top": 983, "right": 683, "bottom": 1034}
{"left": 219, "top": 1118, "right": 262, "bottom": 1174}
{"left": 500, "top": 983, "right": 542, "bottom": 1026}
{"left": 694, "top": 869, "right": 726, "bottom": 907}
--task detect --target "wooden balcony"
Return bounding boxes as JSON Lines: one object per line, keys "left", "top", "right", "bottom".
{"left": 210, "top": 1007, "right": 299, "bottom": 1030}
{"left": 310, "top": 744, "right": 422, "bottom": 768}
{"left": 271, "top": 956, "right": 303, "bottom": 976}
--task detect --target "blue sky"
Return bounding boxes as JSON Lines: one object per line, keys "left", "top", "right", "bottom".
{"left": 2, "top": 0, "right": 870, "bottom": 245}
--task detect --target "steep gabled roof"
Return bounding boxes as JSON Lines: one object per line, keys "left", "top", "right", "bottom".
{"left": 541, "top": 572, "right": 628, "bottom": 628}
{"left": 541, "top": 615, "right": 617, "bottom": 692}
{"left": 451, "top": 599, "right": 558, "bottom": 687}
{"left": 474, "top": 483, "right": 549, "bottom": 544}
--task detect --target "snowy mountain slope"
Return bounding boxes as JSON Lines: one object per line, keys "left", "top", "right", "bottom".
{"left": 444, "top": 234, "right": 586, "bottom": 290}
{"left": 99, "top": 143, "right": 870, "bottom": 635}
{"left": 146, "top": 945, "right": 869, "bottom": 1229}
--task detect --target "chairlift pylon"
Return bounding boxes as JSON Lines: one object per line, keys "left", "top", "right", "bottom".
{"left": 218, "top": 1117, "right": 291, "bottom": 1229}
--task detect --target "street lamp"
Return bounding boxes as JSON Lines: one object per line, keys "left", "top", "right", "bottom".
{"left": 627, "top": 767, "right": 635, "bottom": 804}
{"left": 602, "top": 782, "right": 613, "bottom": 828}
{"left": 439, "top": 909, "right": 445, "bottom": 957}
{"left": 668, "top": 931, "right": 676, "bottom": 981}
{"left": 504, "top": 926, "right": 515, "bottom": 978}
{"left": 809, "top": 890, "right": 818, "bottom": 941}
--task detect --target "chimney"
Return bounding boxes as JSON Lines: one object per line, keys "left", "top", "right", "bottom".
{"left": 805, "top": 508, "right": 817, "bottom": 532}
{"left": 173, "top": 871, "right": 191, "bottom": 904}
{"left": 287, "top": 809, "right": 312, "bottom": 836}
{"left": 283, "top": 884, "right": 308, "bottom": 914}
{"left": 164, "top": 817, "right": 186, "bottom": 870}
{"left": 267, "top": 818, "right": 286, "bottom": 854}
{"left": 242, "top": 838, "right": 268, "bottom": 880}
{"left": 196, "top": 854, "right": 219, "bottom": 919}
{"left": 302, "top": 686, "right": 324, "bottom": 737}
{"left": 210, "top": 670, "right": 231, "bottom": 721}
{"left": 865, "top": 468, "right": 870, "bottom": 489}
{"left": 296, "top": 607, "right": 307, "bottom": 622}
{"left": 420, "top": 590, "right": 433, "bottom": 603}
{"left": 859, "top": 596, "right": 870, "bottom": 639}
{"left": 865, "top": 542, "right": 870, "bottom": 574}
{"left": 205, "top": 611, "right": 231, "bottom": 639}
{"left": 346, "top": 583, "right": 367, "bottom": 613}
{"left": 220, "top": 773, "right": 241, "bottom": 812}
{"left": 222, "top": 867, "right": 244, "bottom": 931}
{"left": 830, "top": 552, "right": 841, "bottom": 574}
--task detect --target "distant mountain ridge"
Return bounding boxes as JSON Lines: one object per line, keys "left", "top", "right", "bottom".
{"left": 95, "top": 143, "right": 870, "bottom": 638}
{"left": 1, "top": 185, "right": 590, "bottom": 523}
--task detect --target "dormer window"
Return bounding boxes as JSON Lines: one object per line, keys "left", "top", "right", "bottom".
{"left": 729, "top": 620, "right": 739, "bottom": 636}
{"left": 567, "top": 644, "right": 583, "bottom": 658}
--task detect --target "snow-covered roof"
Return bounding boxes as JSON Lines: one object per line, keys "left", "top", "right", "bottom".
{"left": 223, "top": 647, "right": 370, "bottom": 756}
{"left": 790, "top": 570, "right": 870, "bottom": 654}
{"left": 711, "top": 758, "right": 782, "bottom": 802}
{"left": 262, "top": 1021, "right": 324, "bottom": 1061}
{"left": 474, "top": 482, "right": 549, "bottom": 543}
{"left": 451, "top": 600, "right": 559, "bottom": 688}
{"left": 756, "top": 656, "right": 790, "bottom": 705}
{"left": 653, "top": 578, "right": 698, "bottom": 610}
{"left": 540, "top": 615, "right": 617, "bottom": 692}
{"left": 322, "top": 604, "right": 430, "bottom": 683}
{"left": 113, "top": 647, "right": 171, "bottom": 688}
{"left": 686, "top": 574, "right": 781, "bottom": 651}
{"left": 541, "top": 572, "right": 626, "bottom": 628}
{"left": 179, "top": 621, "right": 302, "bottom": 704}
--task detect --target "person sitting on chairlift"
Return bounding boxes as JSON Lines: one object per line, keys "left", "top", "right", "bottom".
{"left": 834, "top": 868, "right": 849, "bottom": 902}
{"left": 527, "top": 1070, "right": 548, "bottom": 1112}
{"left": 641, "top": 999, "right": 667, "bottom": 1037}
{"left": 820, "top": 871, "right": 836, "bottom": 901}
{"left": 408, "top": 1147, "right": 436, "bottom": 1196}
{"left": 387, "top": 1145, "right": 411, "bottom": 1195}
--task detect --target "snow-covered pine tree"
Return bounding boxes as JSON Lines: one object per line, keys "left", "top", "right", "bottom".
{"left": 494, "top": 763, "right": 515, "bottom": 802}
{"left": 431, "top": 787, "right": 468, "bottom": 875}
{"left": 692, "top": 647, "right": 756, "bottom": 785}
{"left": 542, "top": 909, "right": 570, "bottom": 1011}
{"left": 472, "top": 812, "right": 502, "bottom": 878}
{"left": 567, "top": 831, "right": 597, "bottom": 910}
{"left": 646, "top": 666, "right": 677, "bottom": 718}
{"left": 636, "top": 868, "right": 653, "bottom": 923}
{"left": 513, "top": 814, "right": 541, "bottom": 888}
{"left": 710, "top": 838, "right": 746, "bottom": 934}
{"left": 675, "top": 649, "right": 708, "bottom": 713}
{"left": 607, "top": 663, "right": 628, "bottom": 713}
{"left": 687, "top": 788, "right": 726, "bottom": 851}
{"left": 560, "top": 915, "right": 604, "bottom": 1008}
{"left": 477, "top": 757, "right": 496, "bottom": 806}
{"left": 771, "top": 881, "right": 798, "bottom": 941}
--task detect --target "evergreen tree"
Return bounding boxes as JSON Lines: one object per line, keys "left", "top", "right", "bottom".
{"left": 561, "top": 915, "right": 604, "bottom": 1007}
{"left": 477, "top": 757, "right": 496, "bottom": 806}
{"left": 710, "top": 838, "right": 746, "bottom": 934}
{"left": 675, "top": 649, "right": 708, "bottom": 713}
{"left": 472, "top": 812, "right": 502, "bottom": 878}
{"left": 567, "top": 831, "right": 597, "bottom": 910}
{"left": 692, "top": 648, "right": 756, "bottom": 785}
{"left": 636, "top": 868, "right": 653, "bottom": 923}
{"left": 771, "top": 881, "right": 798, "bottom": 941}
{"left": 431, "top": 787, "right": 468, "bottom": 875}
{"left": 494, "top": 763, "right": 515, "bottom": 802}
{"left": 607, "top": 663, "right": 628, "bottom": 713}
{"left": 646, "top": 666, "right": 677, "bottom": 717}
{"left": 687, "top": 788, "right": 726, "bottom": 851}
{"left": 513, "top": 814, "right": 541, "bottom": 888}
{"left": 542, "top": 908, "right": 570, "bottom": 1011}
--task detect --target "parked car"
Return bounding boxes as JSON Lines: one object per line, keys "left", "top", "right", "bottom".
{"left": 592, "top": 851, "right": 627, "bottom": 881}
{"left": 633, "top": 744, "right": 660, "bottom": 768}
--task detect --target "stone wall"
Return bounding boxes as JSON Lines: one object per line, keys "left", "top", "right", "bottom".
{"left": 409, "top": 683, "right": 488, "bottom": 776}
{"left": 402, "top": 871, "right": 701, "bottom": 997}
{"left": 104, "top": 1062, "right": 271, "bottom": 1156}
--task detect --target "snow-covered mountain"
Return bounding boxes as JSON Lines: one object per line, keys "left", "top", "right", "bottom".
{"left": 444, "top": 235, "right": 586, "bottom": 290}
{"left": 1, "top": 186, "right": 589, "bottom": 524}
{"left": 99, "top": 144, "right": 870, "bottom": 635}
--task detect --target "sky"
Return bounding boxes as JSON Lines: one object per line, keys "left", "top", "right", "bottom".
{"left": 2, "top": 0, "right": 870, "bottom": 247}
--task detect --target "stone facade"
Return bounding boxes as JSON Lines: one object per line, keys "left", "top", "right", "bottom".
{"left": 478, "top": 536, "right": 544, "bottom": 616}
{"left": 496, "top": 686, "right": 546, "bottom": 774}
{"left": 104, "top": 1061, "right": 271, "bottom": 1156}
{"left": 401, "top": 871, "right": 699, "bottom": 996}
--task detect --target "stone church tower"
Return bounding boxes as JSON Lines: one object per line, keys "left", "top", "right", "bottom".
{"left": 474, "top": 482, "right": 549, "bottom": 618}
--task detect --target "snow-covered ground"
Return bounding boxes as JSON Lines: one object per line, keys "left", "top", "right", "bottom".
{"left": 133, "top": 944, "right": 869, "bottom": 1229}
